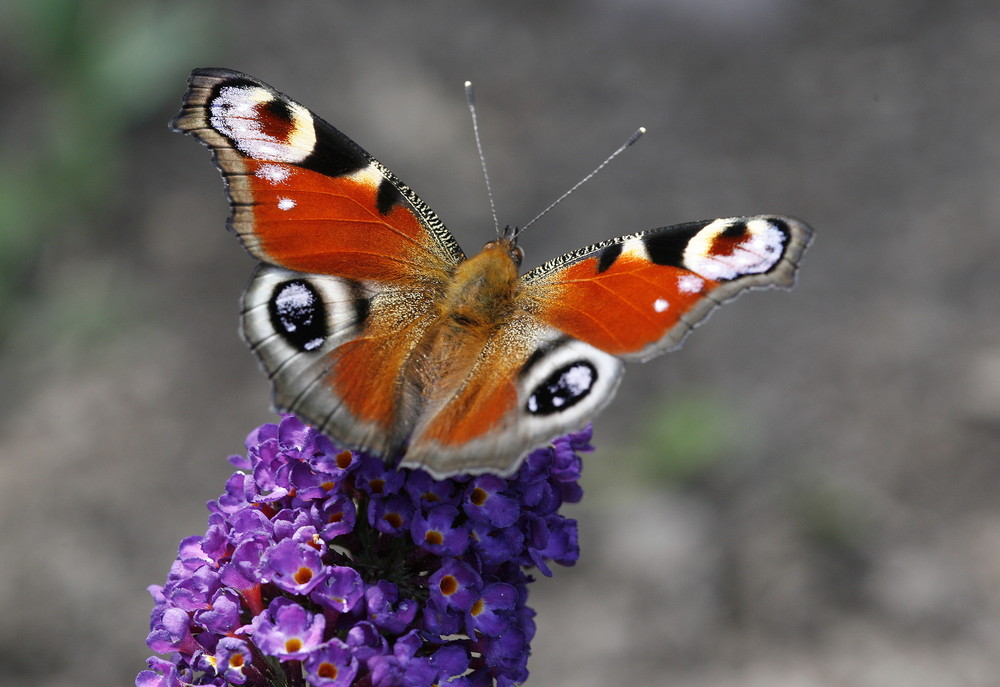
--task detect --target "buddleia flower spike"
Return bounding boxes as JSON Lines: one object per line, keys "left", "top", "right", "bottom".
{"left": 136, "top": 415, "right": 591, "bottom": 687}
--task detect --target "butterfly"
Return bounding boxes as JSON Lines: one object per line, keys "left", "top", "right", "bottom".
{"left": 170, "top": 68, "right": 812, "bottom": 478}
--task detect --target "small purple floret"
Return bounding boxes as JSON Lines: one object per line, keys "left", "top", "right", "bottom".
{"left": 411, "top": 505, "right": 470, "bottom": 556}
{"left": 252, "top": 598, "right": 326, "bottom": 659}
{"left": 213, "top": 637, "right": 252, "bottom": 685}
{"left": 261, "top": 538, "right": 326, "bottom": 595}
{"left": 310, "top": 565, "right": 364, "bottom": 613}
{"left": 302, "top": 638, "right": 358, "bottom": 687}
{"left": 365, "top": 580, "right": 419, "bottom": 634}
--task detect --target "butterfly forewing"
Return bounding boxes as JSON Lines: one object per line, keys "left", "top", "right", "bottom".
{"left": 170, "top": 68, "right": 465, "bottom": 282}
{"left": 523, "top": 216, "right": 813, "bottom": 361}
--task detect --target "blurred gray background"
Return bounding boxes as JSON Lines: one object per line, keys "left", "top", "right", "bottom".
{"left": 2, "top": 1, "right": 1000, "bottom": 685}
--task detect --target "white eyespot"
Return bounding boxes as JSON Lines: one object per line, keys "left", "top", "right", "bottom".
{"left": 677, "top": 274, "right": 704, "bottom": 294}
{"left": 210, "top": 85, "right": 316, "bottom": 163}
{"left": 519, "top": 335, "right": 623, "bottom": 422}
{"left": 256, "top": 163, "right": 292, "bottom": 184}
{"left": 653, "top": 298, "right": 669, "bottom": 312}
{"left": 277, "top": 197, "right": 296, "bottom": 211}
{"left": 684, "top": 218, "right": 787, "bottom": 281}
{"left": 270, "top": 280, "right": 326, "bottom": 351}
{"left": 273, "top": 282, "right": 312, "bottom": 329}
{"left": 526, "top": 360, "right": 597, "bottom": 415}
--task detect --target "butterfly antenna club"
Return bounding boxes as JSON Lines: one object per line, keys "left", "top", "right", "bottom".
{"left": 465, "top": 81, "right": 501, "bottom": 237}
{"left": 518, "top": 126, "right": 646, "bottom": 237}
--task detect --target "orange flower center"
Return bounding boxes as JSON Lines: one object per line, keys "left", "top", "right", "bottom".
{"left": 470, "top": 487, "right": 488, "bottom": 506}
{"left": 439, "top": 574, "right": 458, "bottom": 596}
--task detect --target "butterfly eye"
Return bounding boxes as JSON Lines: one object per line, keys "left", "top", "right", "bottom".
{"left": 509, "top": 245, "right": 524, "bottom": 267}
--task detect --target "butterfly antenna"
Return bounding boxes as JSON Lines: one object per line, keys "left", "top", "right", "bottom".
{"left": 518, "top": 126, "right": 646, "bottom": 236}
{"left": 465, "top": 81, "right": 501, "bottom": 237}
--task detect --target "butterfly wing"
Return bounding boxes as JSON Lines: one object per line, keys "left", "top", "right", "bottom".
{"left": 399, "top": 317, "right": 625, "bottom": 477}
{"left": 171, "top": 68, "right": 465, "bottom": 457}
{"left": 170, "top": 68, "right": 465, "bottom": 278}
{"left": 399, "top": 216, "right": 812, "bottom": 477}
{"left": 523, "top": 215, "right": 813, "bottom": 359}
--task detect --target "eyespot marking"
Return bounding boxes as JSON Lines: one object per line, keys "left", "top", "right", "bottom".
{"left": 269, "top": 280, "right": 327, "bottom": 352}
{"left": 683, "top": 218, "right": 789, "bottom": 281}
{"left": 526, "top": 361, "right": 597, "bottom": 415}
{"left": 209, "top": 85, "right": 316, "bottom": 163}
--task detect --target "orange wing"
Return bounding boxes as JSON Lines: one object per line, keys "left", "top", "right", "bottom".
{"left": 523, "top": 216, "right": 813, "bottom": 360}
{"left": 170, "top": 68, "right": 464, "bottom": 283}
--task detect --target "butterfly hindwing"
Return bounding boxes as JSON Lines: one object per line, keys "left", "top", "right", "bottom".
{"left": 400, "top": 319, "right": 625, "bottom": 476}
{"left": 241, "top": 266, "right": 386, "bottom": 457}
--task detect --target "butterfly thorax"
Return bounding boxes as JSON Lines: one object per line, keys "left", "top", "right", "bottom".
{"left": 401, "top": 239, "right": 525, "bottom": 418}
{"left": 439, "top": 239, "right": 522, "bottom": 330}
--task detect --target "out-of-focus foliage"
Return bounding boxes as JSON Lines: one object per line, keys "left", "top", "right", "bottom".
{"left": 0, "top": 0, "right": 212, "bottom": 343}
{"left": 631, "top": 393, "right": 735, "bottom": 484}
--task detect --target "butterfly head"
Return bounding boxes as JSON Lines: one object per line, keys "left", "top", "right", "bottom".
{"left": 485, "top": 225, "right": 524, "bottom": 269}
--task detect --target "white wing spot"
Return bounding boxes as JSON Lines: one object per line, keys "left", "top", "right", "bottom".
{"left": 621, "top": 237, "right": 648, "bottom": 260}
{"left": 654, "top": 298, "right": 670, "bottom": 312}
{"left": 678, "top": 274, "right": 705, "bottom": 293}
{"left": 277, "top": 197, "right": 296, "bottom": 211}
{"left": 256, "top": 164, "right": 292, "bottom": 184}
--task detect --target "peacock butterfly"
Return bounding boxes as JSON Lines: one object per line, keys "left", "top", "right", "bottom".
{"left": 170, "top": 68, "right": 812, "bottom": 478}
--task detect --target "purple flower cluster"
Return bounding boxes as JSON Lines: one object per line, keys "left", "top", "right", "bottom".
{"left": 137, "top": 416, "right": 591, "bottom": 687}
